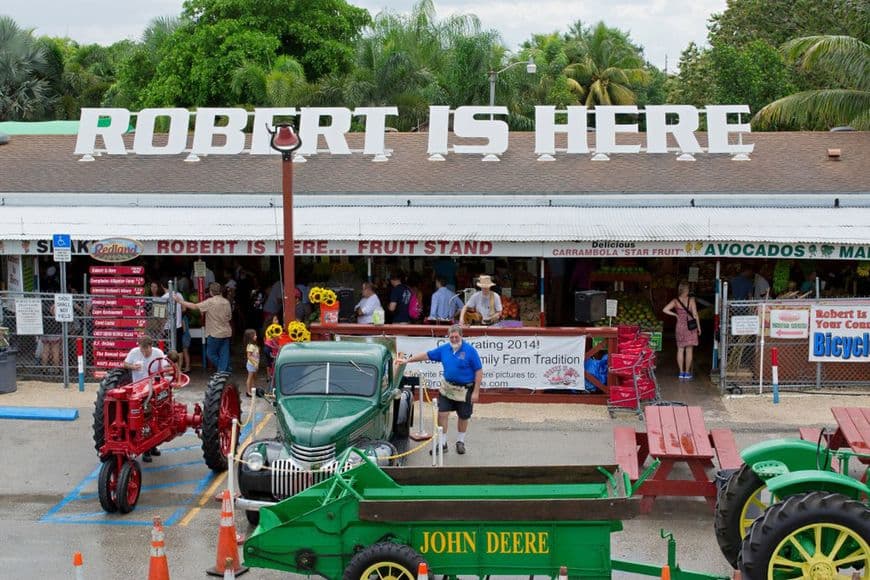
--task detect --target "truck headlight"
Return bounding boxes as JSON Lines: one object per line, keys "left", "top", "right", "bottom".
{"left": 247, "top": 451, "right": 265, "bottom": 472}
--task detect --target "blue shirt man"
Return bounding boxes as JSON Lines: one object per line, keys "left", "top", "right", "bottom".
{"left": 428, "top": 277, "right": 461, "bottom": 321}
{"left": 730, "top": 270, "right": 753, "bottom": 300}
{"left": 388, "top": 271, "right": 411, "bottom": 323}
{"left": 398, "top": 325, "right": 482, "bottom": 455}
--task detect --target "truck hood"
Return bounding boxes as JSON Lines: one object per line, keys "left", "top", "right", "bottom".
{"left": 277, "top": 397, "right": 373, "bottom": 447}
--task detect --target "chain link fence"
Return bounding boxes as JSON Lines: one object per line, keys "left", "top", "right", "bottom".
{"left": 0, "top": 291, "right": 176, "bottom": 385}
{"left": 719, "top": 293, "right": 870, "bottom": 393}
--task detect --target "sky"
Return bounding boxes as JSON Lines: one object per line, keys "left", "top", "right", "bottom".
{"left": 5, "top": 0, "right": 726, "bottom": 73}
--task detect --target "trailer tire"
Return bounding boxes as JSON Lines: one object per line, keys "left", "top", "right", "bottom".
{"left": 117, "top": 460, "right": 141, "bottom": 514}
{"left": 92, "top": 368, "right": 130, "bottom": 459}
{"left": 738, "top": 491, "right": 870, "bottom": 580}
{"left": 714, "top": 463, "right": 767, "bottom": 568}
{"left": 343, "top": 542, "right": 426, "bottom": 580}
{"left": 202, "top": 373, "right": 241, "bottom": 472}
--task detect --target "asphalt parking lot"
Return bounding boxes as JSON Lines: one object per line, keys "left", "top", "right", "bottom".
{"left": 0, "top": 374, "right": 848, "bottom": 579}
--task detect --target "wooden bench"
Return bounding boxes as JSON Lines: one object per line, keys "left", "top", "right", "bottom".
{"left": 799, "top": 427, "right": 823, "bottom": 442}
{"left": 613, "top": 427, "right": 641, "bottom": 480}
{"left": 709, "top": 429, "right": 742, "bottom": 470}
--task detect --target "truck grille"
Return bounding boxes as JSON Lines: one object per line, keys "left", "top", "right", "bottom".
{"left": 270, "top": 459, "right": 354, "bottom": 499}
{"left": 290, "top": 442, "right": 335, "bottom": 465}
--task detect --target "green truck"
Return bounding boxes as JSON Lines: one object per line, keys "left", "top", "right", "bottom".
{"left": 236, "top": 341, "right": 414, "bottom": 525}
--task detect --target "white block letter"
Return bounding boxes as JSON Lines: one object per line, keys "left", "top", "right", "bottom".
{"left": 75, "top": 108, "right": 130, "bottom": 155}
{"left": 534, "top": 106, "right": 589, "bottom": 154}
{"left": 595, "top": 106, "right": 640, "bottom": 154}
{"left": 355, "top": 107, "right": 399, "bottom": 155}
{"left": 191, "top": 108, "right": 248, "bottom": 154}
{"left": 452, "top": 106, "right": 509, "bottom": 154}
{"left": 645, "top": 106, "right": 702, "bottom": 153}
{"left": 706, "top": 105, "right": 754, "bottom": 154}
{"left": 298, "top": 108, "right": 352, "bottom": 155}
{"left": 133, "top": 108, "right": 189, "bottom": 155}
{"left": 427, "top": 106, "right": 450, "bottom": 155}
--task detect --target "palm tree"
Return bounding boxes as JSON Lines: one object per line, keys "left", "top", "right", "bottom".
{"left": 753, "top": 35, "right": 870, "bottom": 130}
{"left": 0, "top": 16, "right": 52, "bottom": 120}
{"left": 231, "top": 55, "right": 310, "bottom": 106}
{"left": 562, "top": 22, "right": 649, "bottom": 107}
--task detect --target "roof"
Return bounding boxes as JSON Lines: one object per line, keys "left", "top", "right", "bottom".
{"left": 1, "top": 196, "right": 867, "bottom": 244}
{"left": 0, "top": 131, "right": 867, "bottom": 195}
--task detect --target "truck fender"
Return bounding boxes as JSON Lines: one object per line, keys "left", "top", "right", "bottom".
{"left": 766, "top": 469, "right": 870, "bottom": 501}
{"left": 740, "top": 438, "right": 823, "bottom": 473}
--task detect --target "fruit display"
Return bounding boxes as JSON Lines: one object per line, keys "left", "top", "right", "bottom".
{"left": 611, "top": 293, "right": 662, "bottom": 332}
{"left": 514, "top": 296, "right": 541, "bottom": 326}
{"left": 501, "top": 296, "right": 520, "bottom": 320}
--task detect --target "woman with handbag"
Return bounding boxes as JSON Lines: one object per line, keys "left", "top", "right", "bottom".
{"left": 663, "top": 281, "right": 701, "bottom": 380}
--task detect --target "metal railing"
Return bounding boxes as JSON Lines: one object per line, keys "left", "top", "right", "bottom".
{"left": 719, "top": 289, "right": 870, "bottom": 393}
{"left": 0, "top": 291, "right": 175, "bottom": 386}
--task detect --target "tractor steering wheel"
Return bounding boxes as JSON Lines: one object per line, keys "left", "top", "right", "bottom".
{"left": 147, "top": 356, "right": 180, "bottom": 387}
{"left": 816, "top": 427, "right": 832, "bottom": 471}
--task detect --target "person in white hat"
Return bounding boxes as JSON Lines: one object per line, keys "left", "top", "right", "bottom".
{"left": 459, "top": 274, "right": 502, "bottom": 325}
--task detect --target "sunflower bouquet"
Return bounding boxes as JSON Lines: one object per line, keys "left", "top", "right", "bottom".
{"left": 264, "top": 320, "right": 312, "bottom": 347}
{"left": 308, "top": 286, "right": 340, "bottom": 324}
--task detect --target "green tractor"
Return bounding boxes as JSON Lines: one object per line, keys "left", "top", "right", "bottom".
{"left": 713, "top": 432, "right": 869, "bottom": 579}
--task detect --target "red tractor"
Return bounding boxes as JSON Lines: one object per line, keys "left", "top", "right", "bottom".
{"left": 91, "top": 358, "right": 241, "bottom": 513}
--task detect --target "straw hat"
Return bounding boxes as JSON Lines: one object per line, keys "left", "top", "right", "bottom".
{"left": 476, "top": 275, "right": 496, "bottom": 289}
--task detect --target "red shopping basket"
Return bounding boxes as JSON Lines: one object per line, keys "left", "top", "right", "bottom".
{"left": 610, "top": 352, "right": 642, "bottom": 377}
{"left": 617, "top": 325, "right": 640, "bottom": 341}
{"left": 608, "top": 385, "right": 639, "bottom": 408}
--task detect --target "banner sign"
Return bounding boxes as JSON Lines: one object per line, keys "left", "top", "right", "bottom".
{"left": 809, "top": 305, "right": 870, "bottom": 362}
{"left": 770, "top": 309, "right": 810, "bottom": 339}
{"left": 91, "top": 297, "right": 146, "bottom": 307}
{"left": 5, "top": 256, "right": 23, "bottom": 292}
{"left": 75, "top": 105, "right": 753, "bottom": 158}
{"left": 89, "top": 265, "right": 145, "bottom": 275}
{"left": 396, "top": 335, "right": 586, "bottom": 391}
{"left": 88, "top": 238, "right": 143, "bottom": 263}
{"left": 5, "top": 239, "right": 870, "bottom": 260}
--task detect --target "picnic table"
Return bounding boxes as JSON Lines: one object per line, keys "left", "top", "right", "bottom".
{"left": 613, "top": 405, "right": 742, "bottom": 513}
{"left": 798, "top": 407, "right": 870, "bottom": 471}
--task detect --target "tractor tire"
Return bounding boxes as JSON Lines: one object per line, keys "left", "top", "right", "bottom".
{"left": 92, "top": 368, "right": 130, "bottom": 458}
{"left": 342, "top": 542, "right": 426, "bottom": 580}
{"left": 97, "top": 458, "right": 120, "bottom": 513}
{"left": 714, "top": 463, "right": 767, "bottom": 568}
{"left": 117, "top": 460, "right": 142, "bottom": 514}
{"left": 245, "top": 510, "right": 260, "bottom": 527}
{"left": 202, "top": 373, "right": 241, "bottom": 472}
{"left": 739, "top": 491, "right": 870, "bottom": 580}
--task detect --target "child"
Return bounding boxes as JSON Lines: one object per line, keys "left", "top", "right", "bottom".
{"left": 262, "top": 315, "right": 281, "bottom": 381}
{"left": 244, "top": 328, "right": 260, "bottom": 397}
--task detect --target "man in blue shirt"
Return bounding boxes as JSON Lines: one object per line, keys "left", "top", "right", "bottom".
{"left": 730, "top": 269, "right": 754, "bottom": 300}
{"left": 428, "top": 276, "right": 461, "bottom": 322}
{"left": 398, "top": 325, "right": 482, "bottom": 455}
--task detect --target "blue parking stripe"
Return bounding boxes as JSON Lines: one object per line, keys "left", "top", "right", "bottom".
{"left": 43, "top": 413, "right": 261, "bottom": 526}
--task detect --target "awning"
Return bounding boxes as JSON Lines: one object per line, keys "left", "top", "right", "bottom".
{"left": 1, "top": 204, "right": 868, "bottom": 244}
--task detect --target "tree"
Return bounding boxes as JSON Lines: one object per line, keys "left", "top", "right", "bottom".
{"left": 230, "top": 55, "right": 310, "bottom": 107}
{"left": 105, "top": 16, "right": 180, "bottom": 108}
{"left": 666, "top": 43, "right": 715, "bottom": 106}
{"left": 710, "top": 40, "right": 795, "bottom": 117}
{"left": 561, "top": 22, "right": 650, "bottom": 107}
{"left": 753, "top": 35, "right": 870, "bottom": 130}
{"left": 0, "top": 16, "right": 52, "bottom": 120}
{"left": 141, "top": 0, "right": 369, "bottom": 107}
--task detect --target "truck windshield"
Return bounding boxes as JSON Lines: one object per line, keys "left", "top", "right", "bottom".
{"left": 279, "top": 362, "right": 378, "bottom": 397}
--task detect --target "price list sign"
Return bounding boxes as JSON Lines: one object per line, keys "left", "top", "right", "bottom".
{"left": 89, "top": 265, "right": 146, "bottom": 376}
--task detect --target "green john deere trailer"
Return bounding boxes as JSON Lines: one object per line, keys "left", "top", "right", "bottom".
{"left": 242, "top": 449, "right": 727, "bottom": 579}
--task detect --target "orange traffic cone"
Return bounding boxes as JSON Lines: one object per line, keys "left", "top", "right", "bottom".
{"left": 661, "top": 564, "right": 671, "bottom": 580}
{"left": 206, "top": 489, "right": 248, "bottom": 576}
{"left": 416, "top": 562, "right": 429, "bottom": 580}
{"left": 148, "top": 517, "right": 170, "bottom": 580}
{"left": 558, "top": 565, "right": 568, "bottom": 580}
{"left": 73, "top": 552, "right": 84, "bottom": 580}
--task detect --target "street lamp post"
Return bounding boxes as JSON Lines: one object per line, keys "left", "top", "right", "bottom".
{"left": 267, "top": 123, "right": 303, "bottom": 327}
{"left": 488, "top": 56, "right": 537, "bottom": 109}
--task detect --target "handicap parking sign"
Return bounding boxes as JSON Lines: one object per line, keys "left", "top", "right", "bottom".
{"left": 53, "top": 233, "right": 72, "bottom": 262}
{"left": 53, "top": 234, "right": 71, "bottom": 248}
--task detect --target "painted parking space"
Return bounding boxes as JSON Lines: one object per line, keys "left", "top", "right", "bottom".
{"left": 41, "top": 414, "right": 262, "bottom": 527}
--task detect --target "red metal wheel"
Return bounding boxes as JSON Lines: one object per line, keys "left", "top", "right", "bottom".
{"left": 97, "top": 456, "right": 122, "bottom": 513}
{"left": 218, "top": 383, "right": 241, "bottom": 457}
{"left": 117, "top": 460, "right": 142, "bottom": 513}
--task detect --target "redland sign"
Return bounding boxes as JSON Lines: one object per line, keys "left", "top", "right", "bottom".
{"left": 75, "top": 105, "right": 754, "bottom": 158}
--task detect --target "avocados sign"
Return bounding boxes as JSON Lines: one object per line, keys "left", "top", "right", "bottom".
{"left": 698, "top": 242, "right": 870, "bottom": 260}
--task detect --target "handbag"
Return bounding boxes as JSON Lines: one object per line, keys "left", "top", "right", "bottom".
{"left": 677, "top": 297, "right": 698, "bottom": 331}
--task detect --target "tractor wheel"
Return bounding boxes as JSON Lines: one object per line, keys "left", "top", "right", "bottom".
{"left": 245, "top": 510, "right": 260, "bottom": 527}
{"left": 97, "top": 458, "right": 121, "bottom": 513}
{"left": 202, "top": 373, "right": 241, "bottom": 472}
{"left": 714, "top": 463, "right": 769, "bottom": 568}
{"left": 117, "top": 460, "right": 142, "bottom": 514}
{"left": 342, "top": 542, "right": 426, "bottom": 580}
{"left": 92, "top": 368, "right": 130, "bottom": 459}
{"left": 739, "top": 491, "right": 870, "bottom": 580}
